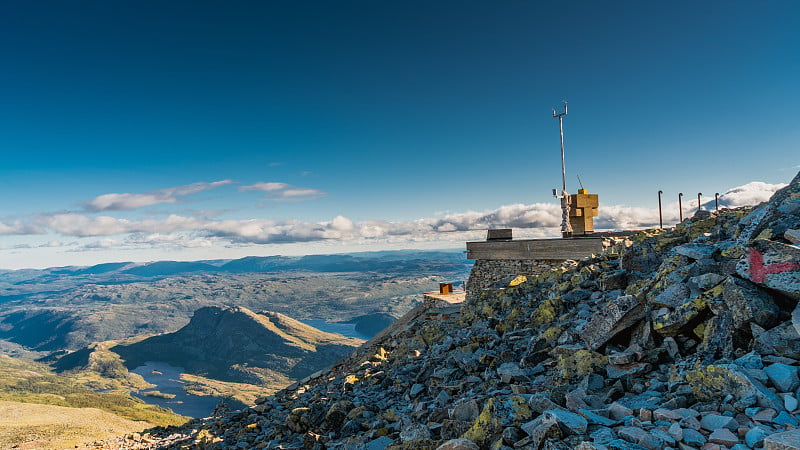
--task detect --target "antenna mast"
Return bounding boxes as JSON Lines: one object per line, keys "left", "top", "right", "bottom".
{"left": 553, "top": 101, "right": 572, "bottom": 238}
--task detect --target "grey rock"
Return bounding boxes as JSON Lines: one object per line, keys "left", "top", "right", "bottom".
{"left": 410, "top": 383, "right": 425, "bottom": 398}
{"left": 723, "top": 276, "right": 781, "bottom": 329}
{"left": 682, "top": 428, "right": 707, "bottom": 447}
{"left": 435, "top": 438, "right": 480, "bottom": 450}
{"left": 734, "top": 351, "right": 764, "bottom": 369}
{"left": 689, "top": 273, "right": 726, "bottom": 291}
{"left": 605, "top": 439, "right": 649, "bottom": 450}
{"left": 399, "top": 422, "right": 431, "bottom": 442}
{"left": 667, "top": 422, "right": 683, "bottom": 441}
{"left": 699, "top": 413, "right": 738, "bottom": 431}
{"left": 737, "top": 171, "right": 800, "bottom": 245}
{"left": 764, "top": 429, "right": 800, "bottom": 449}
{"left": 756, "top": 322, "right": 800, "bottom": 360}
{"left": 782, "top": 393, "right": 799, "bottom": 412}
{"left": 675, "top": 243, "right": 716, "bottom": 260}
{"left": 577, "top": 408, "right": 619, "bottom": 426}
{"left": 708, "top": 428, "right": 739, "bottom": 446}
{"left": 606, "top": 362, "right": 650, "bottom": 379}
{"left": 366, "top": 436, "right": 396, "bottom": 450}
{"left": 794, "top": 303, "right": 800, "bottom": 338}
{"left": 450, "top": 399, "right": 480, "bottom": 422}
{"left": 773, "top": 410, "right": 799, "bottom": 426}
{"left": 580, "top": 295, "right": 645, "bottom": 350}
{"left": 609, "top": 402, "right": 634, "bottom": 420}
{"left": 590, "top": 426, "right": 616, "bottom": 444}
{"left": 599, "top": 270, "right": 628, "bottom": 291}
{"left": 617, "top": 427, "right": 662, "bottom": 450}
{"left": 652, "top": 282, "right": 691, "bottom": 309}
{"left": 543, "top": 409, "right": 588, "bottom": 435}
{"left": 649, "top": 428, "right": 676, "bottom": 447}
{"left": 765, "top": 363, "right": 800, "bottom": 393}
{"left": 746, "top": 427, "right": 769, "bottom": 448}
{"left": 497, "top": 362, "right": 525, "bottom": 383}
{"left": 786, "top": 228, "right": 800, "bottom": 244}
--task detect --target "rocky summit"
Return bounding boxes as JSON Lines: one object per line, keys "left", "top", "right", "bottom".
{"left": 89, "top": 171, "right": 800, "bottom": 450}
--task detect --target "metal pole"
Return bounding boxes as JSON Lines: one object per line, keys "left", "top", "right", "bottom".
{"left": 715, "top": 193, "right": 719, "bottom": 212}
{"left": 553, "top": 101, "right": 572, "bottom": 238}
{"left": 697, "top": 193, "right": 702, "bottom": 211}
{"left": 678, "top": 193, "right": 683, "bottom": 222}
{"left": 658, "top": 190, "right": 663, "bottom": 229}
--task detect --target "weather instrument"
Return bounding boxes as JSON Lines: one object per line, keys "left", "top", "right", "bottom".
{"left": 552, "top": 101, "right": 573, "bottom": 237}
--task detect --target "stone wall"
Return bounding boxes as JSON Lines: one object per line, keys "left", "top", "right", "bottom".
{"left": 465, "top": 259, "right": 566, "bottom": 300}
{"left": 465, "top": 237, "right": 623, "bottom": 301}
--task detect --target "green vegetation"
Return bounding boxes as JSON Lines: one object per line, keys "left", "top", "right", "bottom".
{"left": 182, "top": 373, "right": 275, "bottom": 406}
{"left": 0, "top": 355, "right": 186, "bottom": 427}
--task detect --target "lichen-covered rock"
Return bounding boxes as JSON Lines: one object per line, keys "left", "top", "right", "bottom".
{"left": 687, "top": 364, "right": 784, "bottom": 411}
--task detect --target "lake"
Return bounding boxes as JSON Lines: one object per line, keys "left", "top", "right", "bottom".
{"left": 131, "top": 361, "right": 235, "bottom": 418}
{"left": 300, "top": 319, "right": 371, "bottom": 340}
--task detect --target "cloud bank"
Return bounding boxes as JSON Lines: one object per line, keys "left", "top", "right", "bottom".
{"left": 0, "top": 179, "right": 789, "bottom": 254}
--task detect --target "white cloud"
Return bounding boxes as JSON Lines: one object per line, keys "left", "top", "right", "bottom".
{"left": 84, "top": 180, "right": 233, "bottom": 212}
{"left": 240, "top": 181, "right": 326, "bottom": 202}
{"left": 282, "top": 188, "right": 323, "bottom": 198}
{"left": 714, "top": 181, "right": 787, "bottom": 208}
{"left": 239, "top": 182, "right": 290, "bottom": 192}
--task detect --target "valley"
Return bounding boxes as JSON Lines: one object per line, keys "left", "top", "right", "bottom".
{"left": 0, "top": 249, "right": 471, "bottom": 441}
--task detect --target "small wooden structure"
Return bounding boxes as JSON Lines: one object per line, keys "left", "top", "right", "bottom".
{"left": 568, "top": 189, "right": 599, "bottom": 235}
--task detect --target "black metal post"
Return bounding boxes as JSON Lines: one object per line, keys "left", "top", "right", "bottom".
{"left": 715, "top": 193, "right": 719, "bottom": 212}
{"left": 678, "top": 193, "right": 683, "bottom": 222}
{"left": 658, "top": 190, "right": 663, "bottom": 229}
{"left": 697, "top": 193, "right": 702, "bottom": 211}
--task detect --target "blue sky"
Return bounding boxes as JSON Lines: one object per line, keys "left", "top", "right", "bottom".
{"left": 0, "top": 1, "right": 797, "bottom": 268}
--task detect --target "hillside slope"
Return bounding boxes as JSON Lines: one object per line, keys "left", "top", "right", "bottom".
{"left": 112, "top": 306, "right": 364, "bottom": 384}
{"left": 96, "top": 171, "right": 800, "bottom": 449}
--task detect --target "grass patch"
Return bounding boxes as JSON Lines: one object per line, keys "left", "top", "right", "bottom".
{"left": 0, "top": 355, "right": 186, "bottom": 427}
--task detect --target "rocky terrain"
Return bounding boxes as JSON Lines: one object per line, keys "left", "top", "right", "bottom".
{"left": 88, "top": 171, "right": 800, "bottom": 449}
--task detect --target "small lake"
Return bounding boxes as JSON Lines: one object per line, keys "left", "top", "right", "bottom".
{"left": 131, "top": 361, "right": 231, "bottom": 418}
{"left": 300, "top": 319, "right": 371, "bottom": 340}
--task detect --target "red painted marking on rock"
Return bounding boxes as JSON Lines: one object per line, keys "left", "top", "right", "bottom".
{"left": 748, "top": 248, "right": 800, "bottom": 283}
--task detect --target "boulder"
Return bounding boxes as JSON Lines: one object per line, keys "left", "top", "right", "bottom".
{"left": 755, "top": 322, "right": 800, "bottom": 359}
{"left": 542, "top": 409, "right": 588, "bottom": 435}
{"left": 580, "top": 295, "right": 644, "bottom": 350}
{"left": 722, "top": 276, "right": 781, "bottom": 329}
{"left": 737, "top": 171, "right": 800, "bottom": 244}
{"left": 764, "top": 363, "right": 800, "bottom": 393}
{"left": 687, "top": 364, "right": 784, "bottom": 411}
{"left": 675, "top": 243, "right": 717, "bottom": 261}
{"left": 737, "top": 239, "right": 800, "bottom": 299}
{"left": 764, "top": 429, "right": 800, "bottom": 449}
{"left": 436, "top": 438, "right": 480, "bottom": 450}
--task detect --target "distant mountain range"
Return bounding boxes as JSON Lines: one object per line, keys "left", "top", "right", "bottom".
{"left": 0, "top": 250, "right": 468, "bottom": 301}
